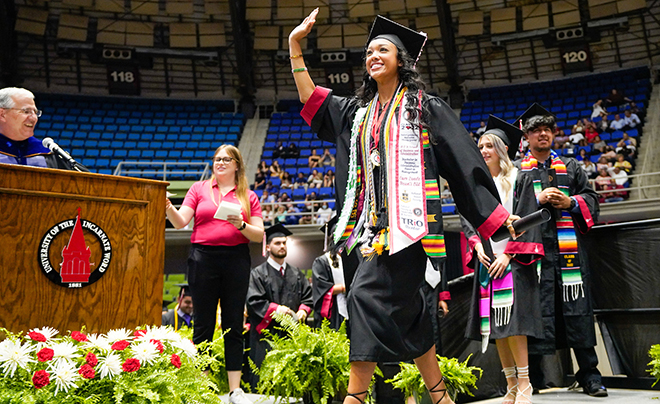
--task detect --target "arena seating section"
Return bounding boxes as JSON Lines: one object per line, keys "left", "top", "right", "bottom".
{"left": 34, "top": 94, "right": 244, "bottom": 180}
{"left": 255, "top": 108, "right": 337, "bottom": 203}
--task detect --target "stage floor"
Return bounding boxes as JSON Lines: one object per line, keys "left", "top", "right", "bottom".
{"left": 220, "top": 388, "right": 660, "bottom": 404}
{"left": 471, "top": 387, "right": 660, "bottom": 403}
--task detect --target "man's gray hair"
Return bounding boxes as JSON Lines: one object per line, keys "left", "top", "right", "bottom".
{"left": 0, "top": 87, "right": 35, "bottom": 109}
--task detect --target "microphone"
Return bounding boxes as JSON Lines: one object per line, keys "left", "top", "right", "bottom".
{"left": 42, "top": 137, "right": 82, "bottom": 171}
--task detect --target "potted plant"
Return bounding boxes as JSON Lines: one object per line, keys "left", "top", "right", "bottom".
{"left": 386, "top": 354, "right": 482, "bottom": 403}
{"left": 251, "top": 314, "right": 351, "bottom": 404}
{"left": 648, "top": 344, "right": 660, "bottom": 387}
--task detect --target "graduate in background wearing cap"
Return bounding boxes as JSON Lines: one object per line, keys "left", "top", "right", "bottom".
{"left": 460, "top": 115, "right": 544, "bottom": 404}
{"left": 162, "top": 284, "right": 194, "bottom": 331}
{"left": 245, "top": 224, "right": 313, "bottom": 389}
{"left": 515, "top": 105, "right": 605, "bottom": 398}
{"left": 289, "top": 11, "right": 519, "bottom": 404}
{"left": 311, "top": 216, "right": 348, "bottom": 330}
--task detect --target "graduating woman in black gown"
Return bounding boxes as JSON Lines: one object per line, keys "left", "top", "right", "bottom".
{"left": 289, "top": 10, "right": 519, "bottom": 404}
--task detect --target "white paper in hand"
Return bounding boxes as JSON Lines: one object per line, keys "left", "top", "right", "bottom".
{"left": 213, "top": 201, "right": 242, "bottom": 220}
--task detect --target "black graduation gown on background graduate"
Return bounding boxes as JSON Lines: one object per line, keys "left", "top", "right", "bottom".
{"left": 462, "top": 171, "right": 545, "bottom": 342}
{"left": 246, "top": 261, "right": 313, "bottom": 376}
{"left": 514, "top": 156, "right": 600, "bottom": 355}
{"left": 301, "top": 87, "right": 508, "bottom": 362}
{"left": 311, "top": 253, "right": 346, "bottom": 330}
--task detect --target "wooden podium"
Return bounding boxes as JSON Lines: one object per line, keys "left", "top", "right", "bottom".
{"left": 0, "top": 163, "right": 167, "bottom": 334}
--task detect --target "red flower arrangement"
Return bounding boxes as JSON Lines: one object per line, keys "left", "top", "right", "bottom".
{"left": 32, "top": 370, "right": 50, "bottom": 389}
{"left": 78, "top": 364, "right": 96, "bottom": 379}
{"left": 71, "top": 331, "right": 88, "bottom": 342}
{"left": 111, "top": 340, "right": 130, "bottom": 351}
{"left": 122, "top": 358, "right": 141, "bottom": 373}
{"left": 170, "top": 354, "right": 181, "bottom": 369}
{"left": 28, "top": 332, "right": 47, "bottom": 342}
{"left": 85, "top": 352, "right": 98, "bottom": 367}
{"left": 150, "top": 339, "right": 165, "bottom": 354}
{"left": 37, "top": 347, "right": 54, "bottom": 362}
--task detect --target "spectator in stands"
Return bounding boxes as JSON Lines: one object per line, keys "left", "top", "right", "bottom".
{"left": 623, "top": 110, "right": 641, "bottom": 129}
{"left": 597, "top": 115, "right": 610, "bottom": 133}
{"left": 280, "top": 171, "right": 294, "bottom": 189}
{"left": 608, "top": 166, "right": 629, "bottom": 188}
{"left": 475, "top": 121, "right": 487, "bottom": 136}
{"left": 602, "top": 145, "right": 617, "bottom": 162}
{"left": 258, "top": 161, "right": 270, "bottom": 177}
{"left": 622, "top": 132, "right": 637, "bottom": 147}
{"left": 615, "top": 140, "right": 635, "bottom": 158}
{"left": 162, "top": 284, "right": 194, "bottom": 330}
{"left": 270, "top": 160, "right": 283, "bottom": 178}
{"left": 628, "top": 102, "right": 641, "bottom": 116}
{"left": 0, "top": 87, "right": 88, "bottom": 171}
{"left": 572, "top": 119, "right": 585, "bottom": 136}
{"left": 285, "top": 142, "right": 300, "bottom": 159}
{"left": 303, "top": 191, "right": 318, "bottom": 212}
{"left": 308, "top": 168, "right": 323, "bottom": 189}
{"left": 274, "top": 205, "right": 287, "bottom": 224}
{"left": 165, "top": 144, "right": 264, "bottom": 404}
{"left": 569, "top": 129, "right": 586, "bottom": 146}
{"left": 610, "top": 114, "right": 626, "bottom": 131}
{"left": 596, "top": 156, "right": 611, "bottom": 172}
{"left": 321, "top": 147, "right": 335, "bottom": 166}
{"left": 591, "top": 100, "right": 606, "bottom": 120}
{"left": 590, "top": 136, "right": 606, "bottom": 155}
{"left": 554, "top": 129, "right": 570, "bottom": 149}
{"left": 595, "top": 168, "right": 612, "bottom": 190}
{"left": 286, "top": 203, "right": 302, "bottom": 225}
{"left": 576, "top": 148, "right": 589, "bottom": 162}
{"left": 260, "top": 190, "right": 276, "bottom": 204}
{"left": 264, "top": 181, "right": 276, "bottom": 195}
{"left": 253, "top": 171, "right": 266, "bottom": 190}
{"left": 273, "top": 141, "right": 286, "bottom": 159}
{"left": 308, "top": 148, "right": 322, "bottom": 168}
{"left": 584, "top": 122, "right": 599, "bottom": 143}
{"left": 294, "top": 172, "right": 307, "bottom": 189}
{"left": 613, "top": 153, "right": 632, "bottom": 173}
{"left": 279, "top": 192, "right": 292, "bottom": 203}
{"left": 316, "top": 202, "right": 333, "bottom": 224}
{"left": 604, "top": 89, "right": 632, "bottom": 107}
{"left": 262, "top": 205, "right": 274, "bottom": 227}
{"left": 323, "top": 170, "right": 334, "bottom": 188}
{"left": 580, "top": 157, "right": 598, "bottom": 179}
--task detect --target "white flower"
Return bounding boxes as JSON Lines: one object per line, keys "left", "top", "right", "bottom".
{"left": 0, "top": 339, "right": 35, "bottom": 377}
{"left": 28, "top": 326, "right": 59, "bottom": 341}
{"left": 132, "top": 340, "right": 159, "bottom": 366}
{"left": 85, "top": 333, "right": 111, "bottom": 352}
{"left": 135, "top": 325, "right": 179, "bottom": 343}
{"left": 50, "top": 359, "right": 81, "bottom": 395}
{"left": 50, "top": 341, "right": 81, "bottom": 366}
{"left": 170, "top": 338, "right": 196, "bottom": 358}
{"left": 98, "top": 352, "right": 122, "bottom": 380}
{"left": 105, "top": 328, "right": 132, "bottom": 343}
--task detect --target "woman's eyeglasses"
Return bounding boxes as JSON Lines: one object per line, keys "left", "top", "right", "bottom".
{"left": 3, "top": 107, "right": 42, "bottom": 117}
{"left": 214, "top": 157, "right": 234, "bottom": 164}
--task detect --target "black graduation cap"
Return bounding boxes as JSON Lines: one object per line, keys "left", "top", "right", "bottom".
{"left": 366, "top": 15, "right": 427, "bottom": 64}
{"left": 175, "top": 283, "right": 191, "bottom": 298}
{"left": 517, "top": 103, "right": 556, "bottom": 132}
{"left": 265, "top": 223, "right": 292, "bottom": 243}
{"left": 483, "top": 115, "right": 523, "bottom": 161}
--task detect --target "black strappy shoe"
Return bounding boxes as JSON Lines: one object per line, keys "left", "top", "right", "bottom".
{"left": 345, "top": 389, "right": 369, "bottom": 404}
{"left": 429, "top": 376, "right": 451, "bottom": 404}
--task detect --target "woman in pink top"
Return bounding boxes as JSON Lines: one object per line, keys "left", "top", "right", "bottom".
{"left": 166, "top": 144, "right": 263, "bottom": 402}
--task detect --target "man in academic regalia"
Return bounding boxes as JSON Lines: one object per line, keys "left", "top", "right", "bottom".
{"left": 0, "top": 87, "right": 87, "bottom": 171}
{"left": 515, "top": 104, "right": 606, "bottom": 397}
{"left": 245, "top": 224, "right": 313, "bottom": 388}
{"left": 162, "top": 284, "right": 194, "bottom": 330}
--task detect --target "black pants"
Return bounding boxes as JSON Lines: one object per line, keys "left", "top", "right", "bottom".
{"left": 188, "top": 243, "right": 251, "bottom": 371}
{"left": 529, "top": 347, "right": 601, "bottom": 389}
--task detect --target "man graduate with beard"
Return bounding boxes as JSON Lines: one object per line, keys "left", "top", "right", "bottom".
{"left": 246, "top": 224, "right": 313, "bottom": 387}
{"left": 515, "top": 104, "right": 606, "bottom": 397}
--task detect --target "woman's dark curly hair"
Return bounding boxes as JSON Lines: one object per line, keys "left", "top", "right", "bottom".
{"left": 355, "top": 43, "right": 429, "bottom": 131}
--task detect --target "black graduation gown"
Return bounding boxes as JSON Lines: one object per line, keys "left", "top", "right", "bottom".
{"left": 462, "top": 171, "right": 545, "bottom": 342}
{"left": 246, "top": 261, "right": 313, "bottom": 374}
{"left": 301, "top": 87, "right": 507, "bottom": 362}
{"left": 514, "top": 156, "right": 600, "bottom": 355}
{"left": 311, "top": 253, "right": 346, "bottom": 330}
